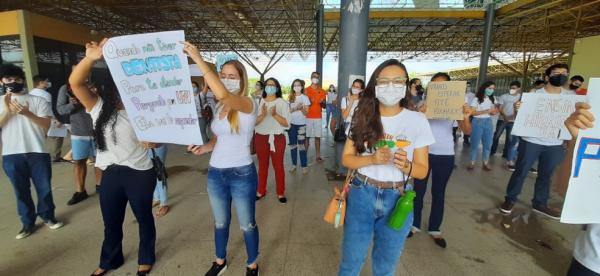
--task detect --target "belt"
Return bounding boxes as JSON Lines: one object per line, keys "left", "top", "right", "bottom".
{"left": 354, "top": 173, "right": 406, "bottom": 191}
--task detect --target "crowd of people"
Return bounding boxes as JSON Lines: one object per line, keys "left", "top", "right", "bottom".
{"left": 0, "top": 37, "right": 597, "bottom": 276}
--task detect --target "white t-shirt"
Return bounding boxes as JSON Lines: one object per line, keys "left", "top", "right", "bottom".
{"left": 289, "top": 94, "right": 311, "bottom": 125}
{"left": 28, "top": 88, "right": 52, "bottom": 103}
{"left": 470, "top": 97, "right": 494, "bottom": 118}
{"left": 0, "top": 94, "right": 52, "bottom": 155}
{"left": 466, "top": 92, "right": 476, "bottom": 107}
{"left": 89, "top": 98, "right": 153, "bottom": 171}
{"left": 428, "top": 119, "right": 455, "bottom": 155}
{"left": 358, "top": 110, "right": 435, "bottom": 182}
{"left": 327, "top": 92, "right": 336, "bottom": 104}
{"left": 255, "top": 98, "right": 291, "bottom": 135}
{"left": 210, "top": 101, "right": 257, "bottom": 168}
{"left": 341, "top": 97, "right": 359, "bottom": 124}
{"left": 574, "top": 224, "right": 600, "bottom": 273}
{"left": 498, "top": 93, "right": 520, "bottom": 122}
{"left": 522, "top": 88, "right": 576, "bottom": 146}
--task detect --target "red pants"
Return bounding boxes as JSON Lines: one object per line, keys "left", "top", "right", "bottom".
{"left": 254, "top": 133, "right": 286, "bottom": 196}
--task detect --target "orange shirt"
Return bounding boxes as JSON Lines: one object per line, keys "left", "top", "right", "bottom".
{"left": 305, "top": 86, "right": 326, "bottom": 119}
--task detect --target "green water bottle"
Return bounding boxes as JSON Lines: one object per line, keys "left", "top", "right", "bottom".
{"left": 388, "top": 190, "right": 416, "bottom": 231}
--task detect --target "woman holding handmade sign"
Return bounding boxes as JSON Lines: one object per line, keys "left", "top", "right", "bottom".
{"left": 70, "top": 39, "right": 158, "bottom": 276}
{"left": 184, "top": 44, "right": 260, "bottom": 276}
{"left": 409, "top": 72, "right": 472, "bottom": 248}
{"left": 468, "top": 81, "right": 499, "bottom": 171}
{"left": 338, "top": 59, "right": 434, "bottom": 275}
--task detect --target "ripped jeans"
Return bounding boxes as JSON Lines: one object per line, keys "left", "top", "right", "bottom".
{"left": 207, "top": 164, "right": 260, "bottom": 265}
{"left": 288, "top": 124, "right": 307, "bottom": 168}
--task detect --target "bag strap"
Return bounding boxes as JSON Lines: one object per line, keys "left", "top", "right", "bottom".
{"left": 151, "top": 148, "right": 157, "bottom": 158}
{"left": 339, "top": 169, "right": 355, "bottom": 198}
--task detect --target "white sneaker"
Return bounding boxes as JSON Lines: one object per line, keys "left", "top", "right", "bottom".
{"left": 45, "top": 220, "right": 64, "bottom": 230}
{"left": 289, "top": 167, "right": 297, "bottom": 174}
{"left": 16, "top": 227, "right": 33, "bottom": 239}
{"left": 302, "top": 168, "right": 309, "bottom": 175}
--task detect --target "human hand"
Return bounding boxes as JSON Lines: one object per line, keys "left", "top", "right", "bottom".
{"left": 371, "top": 146, "right": 393, "bottom": 165}
{"left": 9, "top": 100, "right": 31, "bottom": 116}
{"left": 85, "top": 38, "right": 107, "bottom": 61}
{"left": 462, "top": 104, "right": 472, "bottom": 117}
{"left": 565, "top": 102, "right": 595, "bottom": 138}
{"left": 514, "top": 101, "right": 521, "bottom": 112}
{"left": 261, "top": 104, "right": 268, "bottom": 116}
{"left": 181, "top": 41, "right": 203, "bottom": 62}
{"left": 69, "top": 97, "right": 80, "bottom": 105}
{"left": 393, "top": 149, "right": 409, "bottom": 171}
{"left": 270, "top": 106, "right": 277, "bottom": 116}
{"left": 418, "top": 104, "right": 427, "bottom": 113}
{"left": 187, "top": 144, "right": 210, "bottom": 155}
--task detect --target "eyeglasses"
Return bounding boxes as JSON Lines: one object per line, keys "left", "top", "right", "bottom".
{"left": 376, "top": 77, "right": 407, "bottom": 86}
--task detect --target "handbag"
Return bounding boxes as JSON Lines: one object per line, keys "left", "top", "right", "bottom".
{"left": 151, "top": 149, "right": 168, "bottom": 187}
{"left": 334, "top": 120, "right": 347, "bottom": 142}
{"left": 324, "top": 169, "right": 355, "bottom": 228}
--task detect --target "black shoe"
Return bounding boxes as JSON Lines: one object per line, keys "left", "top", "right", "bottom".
{"left": 407, "top": 231, "right": 414, "bottom": 238}
{"left": 507, "top": 164, "right": 516, "bottom": 171}
{"left": 529, "top": 168, "right": 538, "bottom": 174}
{"left": 137, "top": 266, "right": 152, "bottom": 276}
{"left": 433, "top": 237, "right": 447, "bottom": 248}
{"left": 256, "top": 195, "right": 265, "bottom": 201}
{"left": 67, "top": 191, "right": 89, "bottom": 205}
{"left": 246, "top": 265, "right": 259, "bottom": 276}
{"left": 532, "top": 206, "right": 561, "bottom": 220}
{"left": 278, "top": 197, "right": 288, "bottom": 204}
{"left": 16, "top": 225, "right": 34, "bottom": 239}
{"left": 499, "top": 200, "right": 514, "bottom": 215}
{"left": 205, "top": 261, "right": 227, "bottom": 276}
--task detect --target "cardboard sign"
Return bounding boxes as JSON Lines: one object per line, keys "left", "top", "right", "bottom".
{"left": 512, "top": 93, "right": 587, "bottom": 140}
{"left": 425, "top": 81, "right": 466, "bottom": 120}
{"left": 102, "top": 30, "right": 203, "bottom": 145}
{"left": 561, "top": 78, "right": 600, "bottom": 224}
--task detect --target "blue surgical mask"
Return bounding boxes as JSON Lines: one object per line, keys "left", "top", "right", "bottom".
{"left": 265, "top": 85, "right": 277, "bottom": 96}
{"left": 485, "top": 88, "right": 494, "bottom": 96}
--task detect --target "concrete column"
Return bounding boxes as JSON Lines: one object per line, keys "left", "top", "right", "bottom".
{"left": 316, "top": 2, "right": 324, "bottom": 83}
{"left": 477, "top": 3, "right": 495, "bottom": 88}
{"left": 16, "top": 10, "right": 38, "bottom": 90}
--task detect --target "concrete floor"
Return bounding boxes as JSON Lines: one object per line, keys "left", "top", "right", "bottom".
{"left": 0, "top": 127, "right": 579, "bottom": 276}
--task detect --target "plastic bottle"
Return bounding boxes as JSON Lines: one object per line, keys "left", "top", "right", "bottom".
{"left": 388, "top": 190, "right": 416, "bottom": 230}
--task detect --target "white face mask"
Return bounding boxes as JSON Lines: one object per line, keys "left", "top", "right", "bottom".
{"left": 375, "top": 84, "right": 405, "bottom": 107}
{"left": 509, "top": 89, "right": 517, "bottom": 95}
{"left": 351, "top": 88, "right": 362, "bottom": 95}
{"left": 46, "top": 81, "right": 52, "bottom": 89}
{"left": 311, "top": 78, "right": 319, "bottom": 84}
{"left": 221, "top": 78, "right": 240, "bottom": 94}
{"left": 193, "top": 87, "right": 199, "bottom": 94}
{"left": 293, "top": 86, "right": 302, "bottom": 94}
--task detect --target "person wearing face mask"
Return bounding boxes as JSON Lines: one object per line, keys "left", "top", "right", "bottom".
{"left": 253, "top": 81, "right": 264, "bottom": 106}
{"left": 254, "top": 78, "right": 291, "bottom": 203}
{"left": 30, "top": 75, "right": 66, "bottom": 164}
{"left": 339, "top": 59, "right": 434, "bottom": 275}
{"left": 408, "top": 78, "right": 423, "bottom": 109}
{"left": 326, "top": 84, "right": 337, "bottom": 129}
{"left": 305, "top": 71, "right": 327, "bottom": 163}
{"left": 185, "top": 45, "right": 261, "bottom": 276}
{"left": 531, "top": 79, "right": 546, "bottom": 92}
{"left": 499, "top": 63, "right": 575, "bottom": 220}
{"left": 0, "top": 64, "right": 64, "bottom": 240}
{"left": 288, "top": 79, "right": 310, "bottom": 175}
{"left": 569, "top": 75, "right": 587, "bottom": 96}
{"left": 467, "top": 81, "right": 499, "bottom": 171}
{"left": 491, "top": 81, "right": 522, "bottom": 169}
{"left": 333, "top": 79, "right": 365, "bottom": 178}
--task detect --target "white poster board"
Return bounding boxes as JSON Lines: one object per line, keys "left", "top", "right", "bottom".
{"left": 102, "top": 31, "right": 203, "bottom": 145}
{"left": 512, "top": 93, "right": 587, "bottom": 140}
{"left": 47, "top": 119, "right": 68, "bottom": 137}
{"left": 561, "top": 78, "right": 600, "bottom": 224}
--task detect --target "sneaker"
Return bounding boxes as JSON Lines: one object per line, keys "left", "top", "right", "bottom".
{"left": 483, "top": 164, "right": 492, "bottom": 171}
{"left": 278, "top": 197, "right": 288, "bottom": 204}
{"left": 529, "top": 168, "right": 538, "bottom": 174}
{"left": 499, "top": 200, "right": 514, "bottom": 214}
{"left": 45, "top": 219, "right": 65, "bottom": 230}
{"left": 67, "top": 191, "right": 89, "bottom": 205}
{"left": 532, "top": 206, "right": 561, "bottom": 220}
{"left": 507, "top": 164, "right": 516, "bottom": 171}
{"left": 289, "top": 167, "right": 297, "bottom": 174}
{"left": 246, "top": 265, "right": 259, "bottom": 276}
{"left": 302, "top": 167, "right": 309, "bottom": 175}
{"left": 16, "top": 226, "right": 34, "bottom": 239}
{"left": 205, "top": 261, "right": 227, "bottom": 276}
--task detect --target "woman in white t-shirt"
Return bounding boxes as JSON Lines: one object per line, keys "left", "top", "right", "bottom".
{"left": 254, "top": 77, "right": 291, "bottom": 203}
{"left": 339, "top": 59, "right": 435, "bottom": 275}
{"left": 184, "top": 44, "right": 260, "bottom": 276}
{"left": 334, "top": 79, "right": 365, "bottom": 177}
{"left": 326, "top": 84, "right": 337, "bottom": 127}
{"left": 410, "top": 72, "right": 473, "bottom": 248}
{"left": 468, "top": 81, "right": 499, "bottom": 171}
{"left": 70, "top": 39, "right": 158, "bottom": 276}
{"left": 288, "top": 79, "right": 310, "bottom": 174}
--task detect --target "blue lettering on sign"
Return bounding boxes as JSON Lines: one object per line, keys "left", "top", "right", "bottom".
{"left": 573, "top": 137, "right": 600, "bottom": 178}
{"left": 120, "top": 55, "right": 182, "bottom": 76}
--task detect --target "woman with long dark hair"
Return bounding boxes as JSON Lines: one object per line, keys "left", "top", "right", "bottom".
{"left": 338, "top": 59, "right": 435, "bottom": 275}
{"left": 254, "top": 77, "right": 290, "bottom": 203}
{"left": 288, "top": 79, "right": 310, "bottom": 174}
{"left": 468, "top": 81, "right": 498, "bottom": 171}
{"left": 70, "top": 39, "right": 158, "bottom": 276}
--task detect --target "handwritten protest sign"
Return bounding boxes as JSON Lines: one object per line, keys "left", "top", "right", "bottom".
{"left": 102, "top": 30, "right": 203, "bottom": 145}
{"left": 512, "top": 93, "right": 587, "bottom": 140}
{"left": 425, "top": 81, "right": 467, "bottom": 120}
{"left": 561, "top": 78, "right": 600, "bottom": 224}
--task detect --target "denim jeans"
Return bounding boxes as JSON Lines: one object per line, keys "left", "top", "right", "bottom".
{"left": 339, "top": 177, "right": 413, "bottom": 276}
{"left": 506, "top": 133, "right": 520, "bottom": 163}
{"left": 505, "top": 139, "right": 565, "bottom": 208}
{"left": 491, "top": 120, "right": 514, "bottom": 157}
{"left": 470, "top": 117, "right": 494, "bottom": 162}
{"left": 150, "top": 145, "right": 168, "bottom": 206}
{"left": 288, "top": 124, "right": 307, "bottom": 168}
{"left": 326, "top": 103, "right": 336, "bottom": 127}
{"left": 207, "top": 164, "right": 260, "bottom": 265}
{"left": 2, "top": 153, "right": 56, "bottom": 227}
{"left": 413, "top": 154, "right": 454, "bottom": 235}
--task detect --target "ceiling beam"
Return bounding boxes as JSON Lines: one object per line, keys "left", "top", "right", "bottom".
{"left": 324, "top": 9, "right": 485, "bottom": 21}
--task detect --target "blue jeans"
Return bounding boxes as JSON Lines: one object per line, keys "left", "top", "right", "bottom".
{"left": 288, "top": 124, "right": 307, "bottom": 168}
{"left": 339, "top": 177, "right": 413, "bottom": 276}
{"left": 505, "top": 139, "right": 565, "bottom": 208}
{"left": 491, "top": 121, "right": 514, "bottom": 157}
{"left": 470, "top": 117, "right": 494, "bottom": 162}
{"left": 207, "top": 164, "right": 260, "bottom": 265}
{"left": 2, "top": 153, "right": 56, "bottom": 227}
{"left": 150, "top": 145, "right": 168, "bottom": 206}
{"left": 506, "top": 133, "right": 520, "bottom": 162}
{"left": 326, "top": 103, "right": 336, "bottom": 126}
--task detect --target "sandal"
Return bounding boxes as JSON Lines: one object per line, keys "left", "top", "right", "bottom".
{"left": 152, "top": 201, "right": 160, "bottom": 208}
{"left": 90, "top": 269, "right": 107, "bottom": 276}
{"left": 155, "top": 206, "right": 169, "bottom": 218}
{"left": 137, "top": 265, "right": 152, "bottom": 276}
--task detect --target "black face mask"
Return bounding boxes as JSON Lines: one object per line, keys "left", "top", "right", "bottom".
{"left": 4, "top": 82, "right": 25, "bottom": 93}
{"left": 569, "top": 84, "right": 580, "bottom": 90}
{"left": 548, "top": 75, "right": 568, "bottom": 87}
{"left": 0, "top": 84, "right": 5, "bottom": 96}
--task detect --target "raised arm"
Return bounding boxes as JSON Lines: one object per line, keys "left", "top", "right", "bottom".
{"left": 183, "top": 42, "right": 253, "bottom": 114}
{"left": 69, "top": 39, "right": 107, "bottom": 112}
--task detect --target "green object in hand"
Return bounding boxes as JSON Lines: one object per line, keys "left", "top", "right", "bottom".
{"left": 375, "top": 140, "right": 395, "bottom": 149}
{"left": 388, "top": 190, "right": 416, "bottom": 231}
